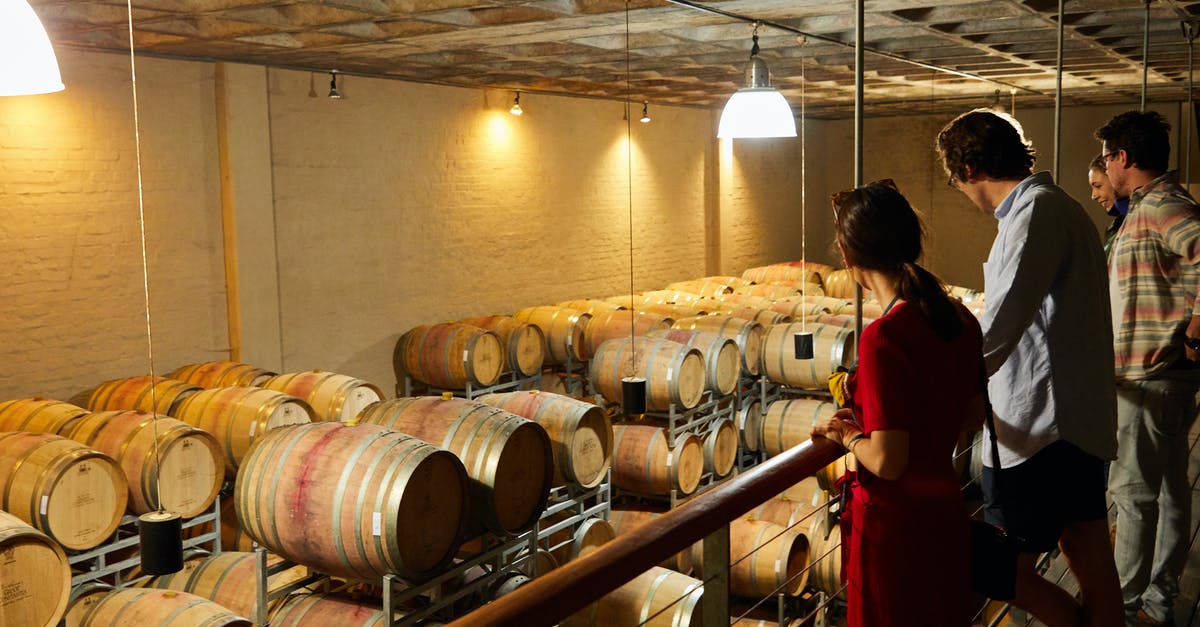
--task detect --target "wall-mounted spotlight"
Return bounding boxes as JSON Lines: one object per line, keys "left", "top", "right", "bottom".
{"left": 509, "top": 91, "right": 523, "bottom": 116}
{"left": 328, "top": 70, "right": 341, "bottom": 99}
{"left": 639, "top": 101, "right": 651, "bottom": 124}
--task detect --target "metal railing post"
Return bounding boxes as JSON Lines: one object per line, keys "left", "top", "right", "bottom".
{"left": 700, "top": 524, "right": 730, "bottom": 627}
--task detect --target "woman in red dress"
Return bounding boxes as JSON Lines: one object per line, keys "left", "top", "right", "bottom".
{"left": 813, "top": 180, "right": 985, "bottom": 627}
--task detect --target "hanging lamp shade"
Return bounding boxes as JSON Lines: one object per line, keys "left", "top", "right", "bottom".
{"left": 0, "top": 0, "right": 64, "bottom": 96}
{"left": 717, "top": 52, "right": 796, "bottom": 139}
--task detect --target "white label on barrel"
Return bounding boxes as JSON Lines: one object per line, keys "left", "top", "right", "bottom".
{"left": 462, "top": 350, "right": 468, "bottom": 363}
{"left": 40, "top": 495, "right": 48, "bottom": 515}
{"left": 249, "top": 421, "right": 257, "bottom": 436}
{"left": 372, "top": 512, "right": 381, "bottom": 536}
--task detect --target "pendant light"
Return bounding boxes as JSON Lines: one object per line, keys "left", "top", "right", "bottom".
{"left": 639, "top": 101, "right": 651, "bottom": 123}
{"left": 0, "top": 0, "right": 64, "bottom": 96}
{"left": 717, "top": 23, "right": 796, "bottom": 139}
{"left": 328, "top": 70, "right": 341, "bottom": 99}
{"left": 509, "top": 91, "right": 523, "bottom": 116}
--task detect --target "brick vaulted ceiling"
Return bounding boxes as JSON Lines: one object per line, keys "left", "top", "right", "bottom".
{"left": 29, "top": 0, "right": 1200, "bottom": 118}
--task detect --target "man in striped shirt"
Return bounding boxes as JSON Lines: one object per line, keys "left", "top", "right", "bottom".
{"left": 1097, "top": 110, "right": 1200, "bottom": 627}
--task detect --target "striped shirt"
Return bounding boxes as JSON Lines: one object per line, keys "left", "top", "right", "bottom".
{"left": 1109, "top": 171, "right": 1200, "bottom": 381}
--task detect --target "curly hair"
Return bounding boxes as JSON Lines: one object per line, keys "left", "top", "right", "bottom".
{"left": 936, "top": 109, "right": 1036, "bottom": 184}
{"left": 1094, "top": 110, "right": 1171, "bottom": 174}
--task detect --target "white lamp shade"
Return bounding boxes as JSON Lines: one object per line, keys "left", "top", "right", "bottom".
{"left": 0, "top": 0, "right": 64, "bottom": 96}
{"left": 717, "top": 88, "right": 796, "bottom": 139}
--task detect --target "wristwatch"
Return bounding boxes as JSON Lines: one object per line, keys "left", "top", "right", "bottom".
{"left": 1185, "top": 336, "right": 1200, "bottom": 351}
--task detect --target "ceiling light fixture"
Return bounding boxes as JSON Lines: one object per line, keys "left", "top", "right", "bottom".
{"left": 509, "top": 91, "right": 523, "bottom": 116}
{"left": 989, "top": 88, "right": 1005, "bottom": 113}
{"left": 639, "top": 101, "right": 651, "bottom": 124}
{"left": 717, "top": 23, "right": 796, "bottom": 139}
{"left": 0, "top": 0, "right": 64, "bottom": 96}
{"left": 328, "top": 70, "right": 341, "bottom": 99}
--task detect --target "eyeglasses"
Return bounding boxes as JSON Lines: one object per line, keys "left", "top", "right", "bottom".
{"left": 832, "top": 178, "right": 898, "bottom": 220}
{"left": 1102, "top": 150, "right": 1120, "bottom": 163}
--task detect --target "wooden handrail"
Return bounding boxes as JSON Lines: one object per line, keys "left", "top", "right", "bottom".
{"left": 447, "top": 437, "right": 844, "bottom": 627}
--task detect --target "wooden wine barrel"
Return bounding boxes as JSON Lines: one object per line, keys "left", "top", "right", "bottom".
{"left": 737, "top": 398, "right": 763, "bottom": 453}
{"left": 356, "top": 396, "right": 553, "bottom": 536}
{"left": 75, "top": 588, "right": 251, "bottom": 626}
{"left": 512, "top": 306, "right": 592, "bottom": 364}
{"left": 546, "top": 516, "right": 614, "bottom": 566}
{"left": 63, "top": 583, "right": 113, "bottom": 627}
{"left": 664, "top": 278, "right": 738, "bottom": 297}
{"left": 673, "top": 315, "right": 765, "bottom": 377}
{"left": 820, "top": 269, "right": 858, "bottom": 299}
{"left": 169, "top": 361, "right": 276, "bottom": 388}
{"left": 713, "top": 293, "right": 775, "bottom": 309}
{"left": 0, "top": 432, "right": 126, "bottom": 550}
{"left": 646, "top": 328, "right": 739, "bottom": 397}
{"left": 761, "top": 323, "right": 856, "bottom": 390}
{"left": 816, "top": 453, "right": 850, "bottom": 492}
{"left": 145, "top": 551, "right": 305, "bottom": 620}
{"left": 611, "top": 425, "right": 703, "bottom": 496}
{"left": 732, "top": 283, "right": 804, "bottom": 300}
{"left": 602, "top": 295, "right": 639, "bottom": 310}
{"left": 826, "top": 300, "right": 884, "bottom": 318}
{"left": 807, "top": 514, "right": 843, "bottom": 596}
{"left": 803, "top": 312, "right": 878, "bottom": 330}
{"left": 557, "top": 299, "right": 625, "bottom": 315}
{"left": 134, "top": 548, "right": 211, "bottom": 589}
{"left": 748, "top": 495, "right": 819, "bottom": 531}
{"left": 538, "top": 372, "right": 585, "bottom": 400}
{"left": 86, "top": 375, "right": 201, "bottom": 416}
{"left": 691, "top": 518, "right": 810, "bottom": 597}
{"left": 589, "top": 337, "right": 706, "bottom": 411}
{"left": 459, "top": 315, "right": 546, "bottom": 378}
{"left": 182, "top": 495, "right": 255, "bottom": 552}
{"left": 779, "top": 476, "right": 823, "bottom": 506}
{"left": 703, "top": 417, "right": 738, "bottom": 478}
{"left": 741, "top": 262, "right": 829, "bottom": 285}
{"left": 726, "top": 307, "right": 793, "bottom": 327}
{"left": 395, "top": 323, "right": 504, "bottom": 390}
{"left": 61, "top": 410, "right": 222, "bottom": 517}
{"left": 259, "top": 371, "right": 383, "bottom": 422}
{"left": 763, "top": 279, "right": 826, "bottom": 296}
{"left": 172, "top": 386, "right": 313, "bottom": 477}
{"left": 583, "top": 310, "right": 673, "bottom": 358}
{"left": 636, "top": 302, "right": 712, "bottom": 319}
{"left": 760, "top": 398, "right": 837, "bottom": 457}
{"left": 608, "top": 508, "right": 693, "bottom": 574}
{"left": 477, "top": 391, "right": 611, "bottom": 489}
{"left": 235, "top": 422, "right": 469, "bottom": 581}
{"left": 0, "top": 510, "right": 69, "bottom": 627}
{"left": 0, "top": 398, "right": 90, "bottom": 434}
{"left": 516, "top": 547, "right": 558, "bottom": 577}
{"left": 639, "top": 290, "right": 704, "bottom": 306}
{"left": 564, "top": 566, "right": 703, "bottom": 627}
{"left": 272, "top": 593, "right": 433, "bottom": 627}
{"left": 770, "top": 297, "right": 833, "bottom": 320}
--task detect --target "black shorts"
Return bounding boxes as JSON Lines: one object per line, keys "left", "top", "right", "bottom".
{"left": 981, "top": 439, "right": 1108, "bottom": 554}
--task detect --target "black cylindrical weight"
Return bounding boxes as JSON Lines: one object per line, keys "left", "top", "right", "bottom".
{"left": 138, "top": 511, "right": 183, "bottom": 576}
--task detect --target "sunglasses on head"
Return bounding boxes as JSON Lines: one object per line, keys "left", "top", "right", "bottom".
{"left": 831, "top": 178, "right": 899, "bottom": 220}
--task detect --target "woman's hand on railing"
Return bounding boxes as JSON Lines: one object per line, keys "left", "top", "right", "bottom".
{"left": 812, "top": 408, "right": 860, "bottom": 448}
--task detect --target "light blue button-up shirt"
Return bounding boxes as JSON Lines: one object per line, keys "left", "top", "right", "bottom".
{"left": 982, "top": 171, "right": 1117, "bottom": 467}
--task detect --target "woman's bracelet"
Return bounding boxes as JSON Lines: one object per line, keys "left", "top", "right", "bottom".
{"left": 845, "top": 432, "right": 867, "bottom": 451}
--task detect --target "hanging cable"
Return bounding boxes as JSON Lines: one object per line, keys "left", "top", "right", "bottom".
{"left": 1143, "top": 0, "right": 1152, "bottom": 111}
{"left": 853, "top": 0, "right": 864, "bottom": 342}
{"left": 1053, "top": 0, "right": 1064, "bottom": 183}
{"left": 621, "top": 0, "right": 646, "bottom": 414}
{"left": 1185, "top": 20, "right": 1197, "bottom": 187}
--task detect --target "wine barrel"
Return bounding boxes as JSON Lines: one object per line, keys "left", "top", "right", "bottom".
{"left": 732, "top": 283, "right": 805, "bottom": 300}
{"left": 357, "top": 396, "right": 552, "bottom": 535}
{"left": 0, "top": 432, "right": 126, "bottom": 550}
{"left": 741, "top": 263, "right": 827, "bottom": 285}
{"left": 134, "top": 548, "right": 210, "bottom": 589}
{"left": 75, "top": 588, "right": 251, "bottom": 626}
{"left": 640, "top": 290, "right": 704, "bottom": 306}
{"left": 63, "top": 583, "right": 112, "bottom": 627}
{"left": 807, "top": 514, "right": 843, "bottom": 596}
{"left": 146, "top": 551, "right": 305, "bottom": 620}
{"left": 608, "top": 508, "right": 692, "bottom": 574}
{"left": 86, "top": 375, "right": 200, "bottom": 415}
{"left": 557, "top": 299, "right": 625, "bottom": 315}
{"left": 633, "top": 302, "right": 710, "bottom": 319}
{"left": 513, "top": 306, "right": 592, "bottom": 364}
{"left": 589, "top": 337, "right": 706, "bottom": 411}
{"left": 259, "top": 371, "right": 383, "bottom": 422}
{"left": 235, "top": 422, "right": 469, "bottom": 581}
{"left": 172, "top": 386, "right": 313, "bottom": 477}
{"left": 820, "top": 269, "right": 857, "bottom": 299}
{"left": 61, "top": 410, "right": 222, "bottom": 517}
{"left": 802, "top": 313, "right": 873, "bottom": 330}
{"left": 737, "top": 398, "right": 763, "bottom": 453}
{"left": 395, "top": 323, "right": 504, "bottom": 390}
{"left": 516, "top": 547, "right": 558, "bottom": 577}
{"left": 169, "top": 361, "right": 276, "bottom": 388}
{"left": 646, "top": 329, "right": 740, "bottom": 396}
{"left": 271, "top": 593, "right": 435, "bottom": 627}
{"left": 703, "top": 417, "right": 738, "bottom": 478}
{"left": 611, "top": 425, "right": 703, "bottom": 496}
{"left": 459, "top": 315, "right": 546, "bottom": 378}
{"left": 564, "top": 566, "right": 703, "bottom": 627}
{"left": 182, "top": 495, "right": 256, "bottom": 552}
{"left": 0, "top": 510, "right": 69, "bottom": 627}
{"left": 761, "top": 323, "right": 856, "bottom": 390}
{"left": 779, "top": 476, "right": 823, "bottom": 506}
{"left": 760, "top": 398, "right": 837, "bottom": 457}
{"left": 692, "top": 518, "right": 810, "bottom": 597}
{"left": 477, "top": 391, "right": 611, "bottom": 489}
{"left": 714, "top": 293, "right": 774, "bottom": 308}
{"left": 546, "top": 516, "right": 615, "bottom": 566}
{"left": 0, "top": 398, "right": 89, "bottom": 434}
{"left": 583, "top": 310, "right": 673, "bottom": 358}
{"left": 725, "top": 307, "right": 792, "bottom": 327}
{"left": 826, "top": 300, "right": 884, "bottom": 318}
{"left": 673, "top": 316, "right": 764, "bottom": 377}
{"left": 748, "top": 496, "right": 819, "bottom": 531}
{"left": 770, "top": 298, "right": 833, "bottom": 320}
{"left": 603, "top": 295, "right": 639, "bottom": 310}
{"left": 664, "top": 278, "right": 739, "bottom": 297}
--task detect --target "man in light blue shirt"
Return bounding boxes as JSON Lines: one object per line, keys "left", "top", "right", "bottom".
{"left": 937, "top": 109, "right": 1121, "bottom": 627}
